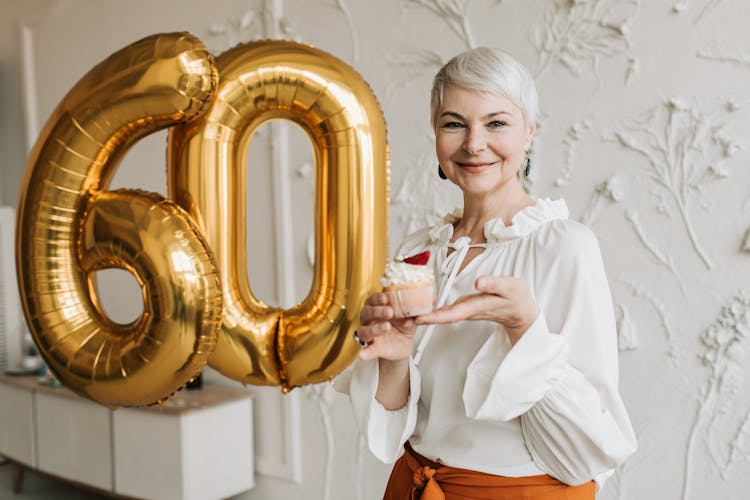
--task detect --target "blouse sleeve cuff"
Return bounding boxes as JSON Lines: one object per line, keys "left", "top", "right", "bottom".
{"left": 521, "top": 367, "right": 637, "bottom": 485}
{"left": 463, "top": 312, "right": 569, "bottom": 421}
{"left": 348, "top": 357, "right": 421, "bottom": 463}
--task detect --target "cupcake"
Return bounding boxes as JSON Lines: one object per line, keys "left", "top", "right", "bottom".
{"left": 381, "top": 250, "right": 435, "bottom": 318}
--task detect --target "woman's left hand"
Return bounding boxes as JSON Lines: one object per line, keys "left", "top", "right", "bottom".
{"left": 414, "top": 275, "right": 539, "bottom": 346}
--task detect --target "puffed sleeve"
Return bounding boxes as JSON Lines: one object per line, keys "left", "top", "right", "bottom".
{"left": 462, "top": 220, "right": 636, "bottom": 486}
{"left": 333, "top": 229, "right": 433, "bottom": 463}
{"left": 334, "top": 357, "right": 421, "bottom": 463}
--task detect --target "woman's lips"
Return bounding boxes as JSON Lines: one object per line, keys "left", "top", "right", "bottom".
{"left": 457, "top": 161, "right": 496, "bottom": 170}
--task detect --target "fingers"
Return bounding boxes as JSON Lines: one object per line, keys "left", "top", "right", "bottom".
{"left": 356, "top": 329, "right": 414, "bottom": 362}
{"left": 415, "top": 294, "right": 499, "bottom": 324}
{"left": 357, "top": 315, "right": 416, "bottom": 344}
{"left": 358, "top": 342, "right": 380, "bottom": 361}
{"left": 391, "top": 317, "right": 416, "bottom": 334}
{"left": 360, "top": 304, "right": 393, "bottom": 324}
{"left": 358, "top": 338, "right": 396, "bottom": 361}
{"left": 356, "top": 321, "right": 390, "bottom": 343}
{"left": 360, "top": 292, "right": 393, "bottom": 325}
{"left": 474, "top": 275, "right": 518, "bottom": 297}
{"left": 365, "top": 292, "right": 389, "bottom": 306}
{"left": 475, "top": 275, "right": 538, "bottom": 321}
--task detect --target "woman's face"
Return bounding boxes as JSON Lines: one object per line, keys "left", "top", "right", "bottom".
{"left": 435, "top": 85, "right": 535, "bottom": 199}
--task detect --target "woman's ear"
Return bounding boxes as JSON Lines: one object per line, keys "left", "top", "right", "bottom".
{"left": 525, "top": 123, "right": 536, "bottom": 151}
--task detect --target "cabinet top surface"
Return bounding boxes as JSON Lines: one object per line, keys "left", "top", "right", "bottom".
{"left": 0, "top": 372, "right": 254, "bottom": 414}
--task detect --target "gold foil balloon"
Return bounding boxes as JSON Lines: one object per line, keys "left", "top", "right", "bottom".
{"left": 168, "top": 40, "right": 389, "bottom": 390}
{"left": 15, "top": 33, "right": 222, "bottom": 407}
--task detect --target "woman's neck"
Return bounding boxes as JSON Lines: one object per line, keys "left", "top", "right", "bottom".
{"left": 455, "top": 188, "right": 534, "bottom": 243}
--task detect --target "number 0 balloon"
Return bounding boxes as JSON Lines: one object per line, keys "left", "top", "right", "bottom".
{"left": 16, "top": 33, "right": 389, "bottom": 405}
{"left": 168, "top": 40, "right": 389, "bottom": 390}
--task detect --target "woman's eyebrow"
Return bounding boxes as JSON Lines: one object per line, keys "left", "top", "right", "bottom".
{"left": 439, "top": 110, "right": 513, "bottom": 120}
{"left": 440, "top": 111, "right": 465, "bottom": 120}
{"left": 483, "top": 111, "right": 513, "bottom": 120}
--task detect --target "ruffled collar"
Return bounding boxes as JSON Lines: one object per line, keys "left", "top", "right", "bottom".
{"left": 428, "top": 198, "right": 569, "bottom": 245}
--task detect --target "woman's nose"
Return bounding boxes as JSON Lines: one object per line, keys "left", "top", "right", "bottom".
{"left": 462, "top": 128, "right": 486, "bottom": 154}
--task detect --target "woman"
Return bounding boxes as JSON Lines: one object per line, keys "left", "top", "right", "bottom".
{"left": 337, "top": 47, "right": 636, "bottom": 499}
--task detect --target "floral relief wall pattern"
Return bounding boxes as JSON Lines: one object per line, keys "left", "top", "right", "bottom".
{"left": 282, "top": 1, "right": 750, "bottom": 499}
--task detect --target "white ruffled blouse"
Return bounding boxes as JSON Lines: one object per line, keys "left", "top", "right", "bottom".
{"left": 335, "top": 198, "right": 637, "bottom": 487}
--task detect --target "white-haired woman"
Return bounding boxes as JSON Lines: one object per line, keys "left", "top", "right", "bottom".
{"left": 337, "top": 47, "right": 636, "bottom": 499}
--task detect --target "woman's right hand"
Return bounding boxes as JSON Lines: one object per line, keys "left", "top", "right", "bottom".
{"left": 357, "top": 292, "right": 417, "bottom": 361}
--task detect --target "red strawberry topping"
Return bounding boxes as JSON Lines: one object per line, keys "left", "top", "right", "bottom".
{"left": 402, "top": 250, "right": 430, "bottom": 265}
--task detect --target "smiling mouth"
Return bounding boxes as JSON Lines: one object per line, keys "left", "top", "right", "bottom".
{"left": 457, "top": 162, "right": 496, "bottom": 168}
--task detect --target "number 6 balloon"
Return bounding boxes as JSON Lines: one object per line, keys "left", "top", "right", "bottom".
{"left": 15, "top": 33, "right": 222, "bottom": 407}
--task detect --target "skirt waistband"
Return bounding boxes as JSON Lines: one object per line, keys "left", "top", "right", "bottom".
{"left": 391, "top": 441, "right": 595, "bottom": 500}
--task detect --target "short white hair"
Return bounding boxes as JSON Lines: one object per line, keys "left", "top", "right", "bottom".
{"left": 430, "top": 47, "right": 539, "bottom": 131}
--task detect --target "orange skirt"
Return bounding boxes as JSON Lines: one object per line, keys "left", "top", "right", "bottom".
{"left": 383, "top": 442, "right": 595, "bottom": 500}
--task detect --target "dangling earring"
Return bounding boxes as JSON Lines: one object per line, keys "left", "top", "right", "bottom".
{"left": 521, "top": 148, "right": 531, "bottom": 177}
{"left": 438, "top": 165, "right": 447, "bottom": 179}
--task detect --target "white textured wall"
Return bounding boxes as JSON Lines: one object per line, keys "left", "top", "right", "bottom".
{"left": 1, "top": 1, "right": 750, "bottom": 499}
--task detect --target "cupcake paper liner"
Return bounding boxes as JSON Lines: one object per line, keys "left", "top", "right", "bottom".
{"left": 384, "top": 284, "right": 433, "bottom": 318}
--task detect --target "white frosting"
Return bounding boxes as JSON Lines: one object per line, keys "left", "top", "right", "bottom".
{"left": 381, "top": 261, "right": 434, "bottom": 287}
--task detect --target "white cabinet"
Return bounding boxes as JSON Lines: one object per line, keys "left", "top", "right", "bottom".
{"left": 0, "top": 373, "right": 254, "bottom": 499}
{"left": 113, "top": 395, "right": 254, "bottom": 500}
{"left": 0, "top": 380, "right": 35, "bottom": 467}
{"left": 35, "top": 390, "right": 113, "bottom": 491}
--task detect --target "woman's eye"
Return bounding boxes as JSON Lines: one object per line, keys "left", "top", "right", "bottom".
{"left": 488, "top": 120, "right": 506, "bottom": 129}
{"left": 442, "top": 121, "right": 464, "bottom": 129}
